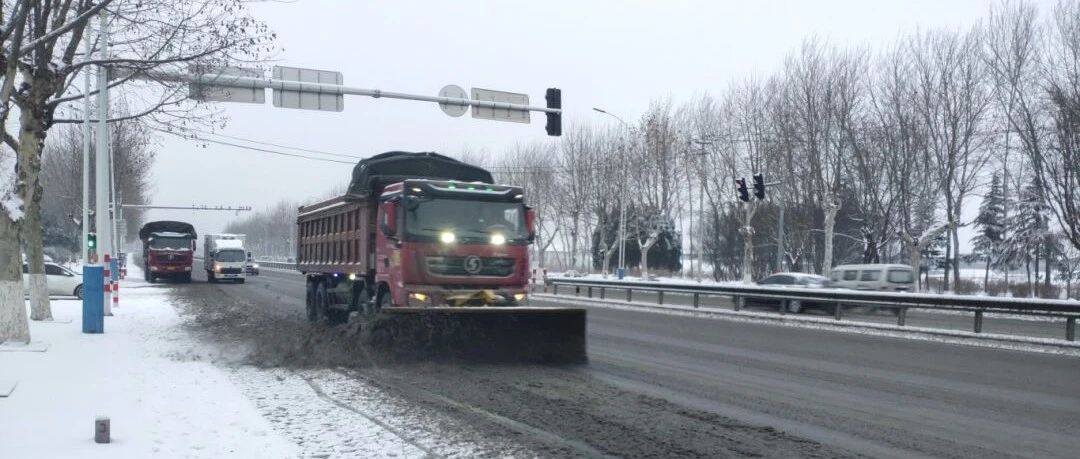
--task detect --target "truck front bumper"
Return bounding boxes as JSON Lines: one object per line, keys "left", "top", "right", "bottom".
{"left": 404, "top": 286, "right": 528, "bottom": 307}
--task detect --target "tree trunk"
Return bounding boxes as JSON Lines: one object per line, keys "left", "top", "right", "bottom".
{"left": 0, "top": 208, "right": 29, "bottom": 343}
{"left": 1045, "top": 243, "right": 1052, "bottom": 290}
{"left": 944, "top": 237, "right": 952, "bottom": 292}
{"left": 984, "top": 252, "right": 991, "bottom": 294}
{"left": 907, "top": 239, "right": 922, "bottom": 292}
{"left": 569, "top": 213, "right": 580, "bottom": 271}
{"left": 1025, "top": 255, "right": 1032, "bottom": 297}
{"left": 639, "top": 236, "right": 657, "bottom": 280}
{"left": 821, "top": 196, "right": 840, "bottom": 274}
{"left": 17, "top": 105, "right": 52, "bottom": 322}
{"left": 741, "top": 225, "right": 754, "bottom": 284}
{"left": 1034, "top": 250, "right": 1040, "bottom": 294}
{"left": 951, "top": 222, "right": 961, "bottom": 292}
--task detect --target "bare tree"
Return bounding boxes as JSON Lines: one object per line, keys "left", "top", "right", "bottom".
{"left": 909, "top": 27, "right": 994, "bottom": 291}
{"left": 630, "top": 100, "right": 682, "bottom": 279}
{"left": 0, "top": 0, "right": 273, "bottom": 343}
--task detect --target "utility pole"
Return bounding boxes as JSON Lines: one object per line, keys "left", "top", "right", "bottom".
{"left": 94, "top": 9, "right": 112, "bottom": 316}
{"left": 80, "top": 26, "right": 91, "bottom": 262}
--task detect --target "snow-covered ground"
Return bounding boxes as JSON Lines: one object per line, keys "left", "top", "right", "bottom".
{"left": 1, "top": 261, "right": 523, "bottom": 458}
{"left": 0, "top": 271, "right": 298, "bottom": 458}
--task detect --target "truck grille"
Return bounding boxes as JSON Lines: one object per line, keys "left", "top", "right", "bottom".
{"left": 426, "top": 256, "right": 515, "bottom": 277}
{"left": 220, "top": 267, "right": 243, "bottom": 275}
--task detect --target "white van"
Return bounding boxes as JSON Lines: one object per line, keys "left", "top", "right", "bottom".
{"left": 829, "top": 264, "right": 915, "bottom": 292}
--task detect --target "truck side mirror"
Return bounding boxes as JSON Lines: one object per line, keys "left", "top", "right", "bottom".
{"left": 380, "top": 202, "right": 398, "bottom": 238}
{"left": 525, "top": 207, "right": 536, "bottom": 243}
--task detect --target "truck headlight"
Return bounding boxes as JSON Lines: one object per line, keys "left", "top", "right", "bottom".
{"left": 490, "top": 233, "right": 506, "bottom": 245}
{"left": 252, "top": 263, "right": 259, "bottom": 269}
{"left": 440, "top": 231, "right": 456, "bottom": 243}
{"left": 513, "top": 293, "right": 526, "bottom": 302}
{"left": 213, "top": 263, "right": 222, "bottom": 273}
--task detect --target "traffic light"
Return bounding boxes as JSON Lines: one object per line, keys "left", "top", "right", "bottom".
{"left": 735, "top": 178, "right": 750, "bottom": 202}
{"left": 753, "top": 173, "right": 766, "bottom": 200}
{"left": 545, "top": 88, "right": 562, "bottom": 137}
{"left": 87, "top": 232, "right": 97, "bottom": 250}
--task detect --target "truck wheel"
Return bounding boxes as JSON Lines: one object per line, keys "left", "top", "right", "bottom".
{"left": 305, "top": 280, "right": 318, "bottom": 323}
{"left": 237, "top": 278, "right": 246, "bottom": 284}
{"left": 182, "top": 273, "right": 192, "bottom": 283}
{"left": 315, "top": 283, "right": 330, "bottom": 323}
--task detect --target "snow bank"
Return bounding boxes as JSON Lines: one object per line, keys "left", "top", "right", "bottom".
{"left": 0, "top": 268, "right": 297, "bottom": 458}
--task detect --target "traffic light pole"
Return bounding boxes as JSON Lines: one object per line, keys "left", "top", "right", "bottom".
{"left": 132, "top": 69, "right": 561, "bottom": 121}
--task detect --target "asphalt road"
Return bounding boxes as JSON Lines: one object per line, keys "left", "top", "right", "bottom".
{"left": 175, "top": 267, "right": 1080, "bottom": 458}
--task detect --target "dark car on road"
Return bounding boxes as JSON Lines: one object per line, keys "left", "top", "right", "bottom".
{"left": 748, "top": 272, "right": 833, "bottom": 314}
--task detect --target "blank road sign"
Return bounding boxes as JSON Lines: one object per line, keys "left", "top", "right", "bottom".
{"left": 273, "top": 66, "right": 345, "bottom": 112}
{"left": 470, "top": 88, "right": 530, "bottom": 123}
{"left": 189, "top": 67, "right": 265, "bottom": 104}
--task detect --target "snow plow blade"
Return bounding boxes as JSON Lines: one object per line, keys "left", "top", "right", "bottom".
{"left": 366, "top": 307, "right": 587, "bottom": 364}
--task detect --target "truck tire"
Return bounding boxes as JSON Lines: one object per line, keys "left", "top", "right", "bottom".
{"left": 378, "top": 288, "right": 393, "bottom": 311}
{"left": 182, "top": 273, "right": 192, "bottom": 283}
{"left": 315, "top": 282, "right": 330, "bottom": 324}
{"left": 305, "top": 279, "right": 318, "bottom": 323}
{"left": 237, "top": 278, "right": 246, "bottom": 284}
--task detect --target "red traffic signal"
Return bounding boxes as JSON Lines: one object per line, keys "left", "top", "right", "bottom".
{"left": 735, "top": 178, "right": 750, "bottom": 202}
{"left": 752, "top": 173, "right": 766, "bottom": 200}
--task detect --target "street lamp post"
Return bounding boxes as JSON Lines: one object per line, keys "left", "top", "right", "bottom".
{"left": 593, "top": 107, "right": 631, "bottom": 278}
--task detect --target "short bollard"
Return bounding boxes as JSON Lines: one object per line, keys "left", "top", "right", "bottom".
{"left": 95, "top": 416, "right": 110, "bottom": 443}
{"left": 82, "top": 265, "right": 104, "bottom": 334}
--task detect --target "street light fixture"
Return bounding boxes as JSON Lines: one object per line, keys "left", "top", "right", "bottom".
{"left": 593, "top": 106, "right": 631, "bottom": 278}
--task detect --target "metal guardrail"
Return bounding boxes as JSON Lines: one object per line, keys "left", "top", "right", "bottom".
{"left": 541, "top": 277, "right": 1080, "bottom": 341}
{"left": 255, "top": 260, "right": 296, "bottom": 270}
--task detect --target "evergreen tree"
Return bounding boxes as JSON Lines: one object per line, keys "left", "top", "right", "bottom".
{"left": 972, "top": 173, "right": 1006, "bottom": 291}
{"left": 1006, "top": 182, "right": 1046, "bottom": 295}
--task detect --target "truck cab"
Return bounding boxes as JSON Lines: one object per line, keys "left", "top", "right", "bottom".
{"left": 374, "top": 179, "right": 534, "bottom": 308}
{"left": 204, "top": 234, "right": 247, "bottom": 283}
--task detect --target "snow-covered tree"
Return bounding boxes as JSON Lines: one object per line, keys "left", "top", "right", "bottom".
{"left": 972, "top": 173, "right": 1007, "bottom": 290}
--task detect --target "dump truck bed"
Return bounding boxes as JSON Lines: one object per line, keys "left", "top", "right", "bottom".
{"left": 295, "top": 196, "right": 376, "bottom": 274}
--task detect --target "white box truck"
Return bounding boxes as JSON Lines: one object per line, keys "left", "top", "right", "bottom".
{"left": 203, "top": 234, "right": 247, "bottom": 283}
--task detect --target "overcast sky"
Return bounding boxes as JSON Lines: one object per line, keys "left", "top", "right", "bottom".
{"left": 141, "top": 0, "right": 1033, "bottom": 252}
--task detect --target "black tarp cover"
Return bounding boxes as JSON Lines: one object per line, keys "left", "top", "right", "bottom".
{"left": 138, "top": 221, "right": 197, "bottom": 240}
{"left": 345, "top": 151, "right": 494, "bottom": 200}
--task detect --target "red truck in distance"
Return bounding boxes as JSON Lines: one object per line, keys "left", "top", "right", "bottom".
{"left": 138, "top": 221, "right": 197, "bottom": 283}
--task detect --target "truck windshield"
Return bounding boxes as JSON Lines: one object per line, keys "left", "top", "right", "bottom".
{"left": 149, "top": 236, "right": 191, "bottom": 250}
{"left": 405, "top": 198, "right": 526, "bottom": 242}
{"left": 215, "top": 250, "right": 246, "bottom": 262}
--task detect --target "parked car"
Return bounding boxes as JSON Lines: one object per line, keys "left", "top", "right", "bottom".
{"left": 829, "top": 264, "right": 915, "bottom": 292}
{"left": 22, "top": 262, "right": 84, "bottom": 299}
{"left": 749, "top": 272, "right": 833, "bottom": 313}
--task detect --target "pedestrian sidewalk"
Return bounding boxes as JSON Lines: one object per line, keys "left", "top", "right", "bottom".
{"left": 0, "top": 266, "right": 297, "bottom": 458}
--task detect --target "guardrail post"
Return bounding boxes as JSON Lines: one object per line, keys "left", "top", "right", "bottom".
{"left": 658, "top": 291, "right": 664, "bottom": 305}
{"left": 779, "top": 299, "right": 786, "bottom": 315}
{"left": 733, "top": 296, "right": 741, "bottom": 311}
{"left": 600, "top": 287, "right": 605, "bottom": 299}
{"left": 553, "top": 284, "right": 558, "bottom": 295}
{"left": 897, "top": 307, "right": 906, "bottom": 327}
{"left": 834, "top": 303, "right": 842, "bottom": 320}
{"left": 626, "top": 288, "right": 632, "bottom": 302}
{"left": 575, "top": 286, "right": 580, "bottom": 297}
{"left": 587, "top": 286, "right": 592, "bottom": 298}
{"left": 1067, "top": 317, "right": 1075, "bottom": 342}
{"left": 693, "top": 293, "right": 699, "bottom": 308}
{"left": 974, "top": 310, "right": 984, "bottom": 333}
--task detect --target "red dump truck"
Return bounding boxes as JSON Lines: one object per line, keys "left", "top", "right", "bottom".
{"left": 296, "top": 151, "right": 585, "bottom": 362}
{"left": 138, "top": 221, "right": 197, "bottom": 283}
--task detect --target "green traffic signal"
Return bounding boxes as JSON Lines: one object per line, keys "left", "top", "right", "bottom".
{"left": 87, "top": 232, "right": 97, "bottom": 249}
